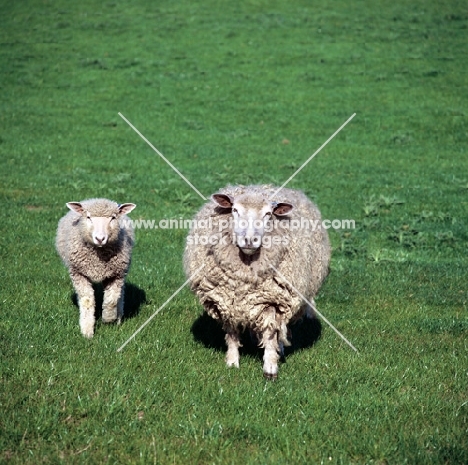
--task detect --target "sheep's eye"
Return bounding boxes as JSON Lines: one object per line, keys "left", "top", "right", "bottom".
{"left": 265, "top": 212, "right": 272, "bottom": 218}
{"left": 86, "top": 213, "right": 92, "bottom": 220}
{"left": 111, "top": 214, "right": 117, "bottom": 221}
{"left": 232, "top": 208, "right": 238, "bottom": 214}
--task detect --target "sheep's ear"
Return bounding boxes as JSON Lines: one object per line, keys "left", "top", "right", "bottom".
{"left": 212, "top": 194, "right": 234, "bottom": 209}
{"left": 273, "top": 202, "right": 294, "bottom": 216}
{"left": 66, "top": 202, "right": 85, "bottom": 214}
{"left": 118, "top": 203, "right": 136, "bottom": 215}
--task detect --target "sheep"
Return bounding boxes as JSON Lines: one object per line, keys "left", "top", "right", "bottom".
{"left": 56, "top": 198, "right": 136, "bottom": 338}
{"left": 183, "top": 184, "right": 330, "bottom": 379}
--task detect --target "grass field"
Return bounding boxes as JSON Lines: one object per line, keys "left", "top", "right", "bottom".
{"left": 1, "top": 0, "right": 467, "bottom": 463}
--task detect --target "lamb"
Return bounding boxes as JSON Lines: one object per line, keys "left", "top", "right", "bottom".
{"left": 56, "top": 198, "right": 136, "bottom": 338}
{"left": 183, "top": 184, "right": 330, "bottom": 379}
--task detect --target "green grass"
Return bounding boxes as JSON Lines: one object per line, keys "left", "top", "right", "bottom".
{"left": 1, "top": 0, "right": 467, "bottom": 463}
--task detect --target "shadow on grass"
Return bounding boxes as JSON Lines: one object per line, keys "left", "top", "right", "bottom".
{"left": 191, "top": 312, "right": 322, "bottom": 361}
{"left": 71, "top": 281, "right": 146, "bottom": 321}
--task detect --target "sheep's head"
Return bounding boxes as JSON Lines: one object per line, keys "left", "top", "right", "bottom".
{"left": 212, "top": 192, "right": 293, "bottom": 255}
{"left": 66, "top": 199, "right": 136, "bottom": 247}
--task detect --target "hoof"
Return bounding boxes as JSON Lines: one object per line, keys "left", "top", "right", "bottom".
{"left": 263, "top": 372, "right": 278, "bottom": 381}
{"left": 226, "top": 351, "right": 240, "bottom": 368}
{"left": 262, "top": 361, "right": 278, "bottom": 379}
{"left": 81, "top": 329, "right": 94, "bottom": 339}
{"left": 226, "top": 360, "right": 240, "bottom": 368}
{"left": 102, "top": 316, "right": 118, "bottom": 324}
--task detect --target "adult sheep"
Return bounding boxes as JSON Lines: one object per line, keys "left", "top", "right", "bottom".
{"left": 56, "top": 198, "right": 136, "bottom": 338}
{"left": 184, "top": 184, "right": 330, "bottom": 379}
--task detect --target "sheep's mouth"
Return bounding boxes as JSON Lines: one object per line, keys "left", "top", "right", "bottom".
{"left": 240, "top": 246, "right": 260, "bottom": 256}
{"left": 235, "top": 234, "right": 262, "bottom": 255}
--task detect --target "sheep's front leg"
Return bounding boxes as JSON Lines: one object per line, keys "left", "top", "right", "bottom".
{"left": 262, "top": 306, "right": 280, "bottom": 380}
{"left": 225, "top": 329, "right": 241, "bottom": 368}
{"left": 102, "top": 277, "right": 125, "bottom": 324}
{"left": 70, "top": 272, "right": 95, "bottom": 338}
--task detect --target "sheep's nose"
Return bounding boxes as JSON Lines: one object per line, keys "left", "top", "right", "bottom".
{"left": 95, "top": 235, "right": 107, "bottom": 245}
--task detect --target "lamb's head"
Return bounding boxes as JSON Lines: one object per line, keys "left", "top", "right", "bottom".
{"left": 66, "top": 199, "right": 136, "bottom": 247}
{"left": 212, "top": 192, "right": 293, "bottom": 255}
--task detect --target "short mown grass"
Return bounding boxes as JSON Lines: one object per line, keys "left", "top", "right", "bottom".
{"left": 1, "top": 0, "right": 467, "bottom": 463}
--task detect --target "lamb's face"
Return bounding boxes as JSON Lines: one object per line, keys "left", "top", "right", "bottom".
{"left": 66, "top": 201, "right": 136, "bottom": 248}
{"left": 84, "top": 214, "right": 118, "bottom": 247}
{"left": 212, "top": 193, "right": 293, "bottom": 256}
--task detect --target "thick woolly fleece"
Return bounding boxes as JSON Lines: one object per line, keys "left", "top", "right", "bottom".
{"left": 183, "top": 185, "right": 331, "bottom": 347}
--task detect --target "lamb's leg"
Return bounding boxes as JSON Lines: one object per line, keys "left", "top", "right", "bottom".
{"left": 225, "top": 329, "right": 241, "bottom": 368}
{"left": 70, "top": 273, "right": 95, "bottom": 338}
{"left": 116, "top": 284, "right": 125, "bottom": 324}
{"left": 102, "top": 277, "right": 125, "bottom": 324}
{"left": 262, "top": 306, "right": 280, "bottom": 380}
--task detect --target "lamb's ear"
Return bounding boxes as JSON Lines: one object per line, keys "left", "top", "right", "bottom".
{"left": 66, "top": 202, "right": 85, "bottom": 214}
{"left": 272, "top": 202, "right": 294, "bottom": 216}
{"left": 118, "top": 203, "right": 136, "bottom": 215}
{"left": 212, "top": 194, "right": 234, "bottom": 209}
